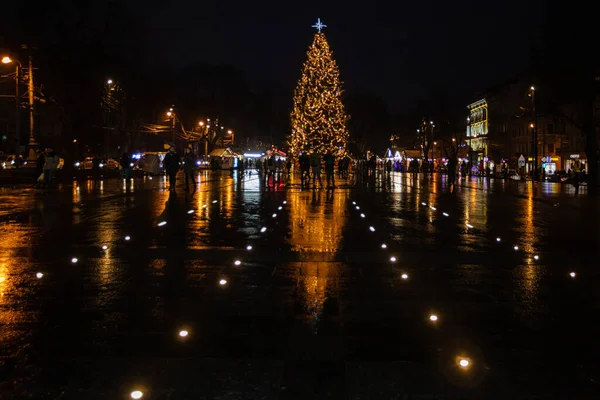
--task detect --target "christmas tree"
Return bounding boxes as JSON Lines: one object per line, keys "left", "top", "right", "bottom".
{"left": 289, "top": 19, "right": 349, "bottom": 158}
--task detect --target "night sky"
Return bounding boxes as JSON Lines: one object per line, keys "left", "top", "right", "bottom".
{"left": 130, "top": 0, "right": 542, "bottom": 110}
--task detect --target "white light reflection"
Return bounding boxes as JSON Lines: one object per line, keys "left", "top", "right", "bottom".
{"left": 187, "top": 209, "right": 194, "bottom": 214}
{"left": 158, "top": 221, "right": 167, "bottom": 226}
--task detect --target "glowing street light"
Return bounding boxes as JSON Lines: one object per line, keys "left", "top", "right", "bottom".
{"left": 234, "top": 260, "right": 242, "bottom": 266}
{"left": 130, "top": 390, "right": 144, "bottom": 399}
{"left": 569, "top": 272, "right": 576, "bottom": 278}
{"left": 381, "top": 243, "right": 387, "bottom": 249}
{"left": 390, "top": 256, "right": 397, "bottom": 262}
{"left": 459, "top": 359, "right": 470, "bottom": 368}
{"left": 71, "top": 257, "right": 78, "bottom": 264}
{"left": 198, "top": 121, "right": 204, "bottom": 126}
{"left": 401, "top": 273, "right": 408, "bottom": 280}
{"left": 246, "top": 245, "right": 253, "bottom": 251}
{"left": 178, "top": 329, "right": 189, "bottom": 338}
{"left": 2, "top": 56, "right": 13, "bottom": 64}
{"left": 219, "top": 279, "right": 228, "bottom": 286}
{"left": 166, "top": 111, "right": 172, "bottom": 117}
{"left": 36, "top": 272, "right": 43, "bottom": 279}
{"left": 429, "top": 314, "right": 438, "bottom": 322}
{"left": 106, "top": 79, "right": 113, "bottom": 85}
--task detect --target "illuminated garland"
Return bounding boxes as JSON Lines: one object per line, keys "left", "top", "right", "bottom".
{"left": 289, "top": 32, "right": 349, "bottom": 158}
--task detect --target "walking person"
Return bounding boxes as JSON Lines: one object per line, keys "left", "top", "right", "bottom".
{"left": 324, "top": 150, "right": 335, "bottom": 189}
{"left": 299, "top": 152, "right": 310, "bottom": 188}
{"left": 43, "top": 148, "right": 60, "bottom": 189}
{"left": 183, "top": 148, "right": 197, "bottom": 191}
{"left": 121, "top": 152, "right": 132, "bottom": 181}
{"left": 35, "top": 150, "right": 45, "bottom": 187}
{"left": 310, "top": 151, "right": 323, "bottom": 189}
{"left": 163, "top": 146, "right": 180, "bottom": 192}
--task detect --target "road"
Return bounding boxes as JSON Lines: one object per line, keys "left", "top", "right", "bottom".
{"left": 1, "top": 170, "right": 599, "bottom": 399}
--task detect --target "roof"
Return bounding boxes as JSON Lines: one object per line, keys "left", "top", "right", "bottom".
{"left": 209, "top": 148, "right": 239, "bottom": 157}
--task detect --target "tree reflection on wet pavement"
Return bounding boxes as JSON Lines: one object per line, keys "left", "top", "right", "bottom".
{"left": 1, "top": 171, "right": 599, "bottom": 399}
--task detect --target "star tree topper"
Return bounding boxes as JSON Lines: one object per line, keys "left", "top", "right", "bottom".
{"left": 312, "top": 18, "right": 327, "bottom": 33}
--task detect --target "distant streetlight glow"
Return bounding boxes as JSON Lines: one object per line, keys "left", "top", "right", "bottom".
{"left": 569, "top": 272, "right": 576, "bottom": 278}
{"left": 198, "top": 121, "right": 204, "bottom": 126}
{"left": 390, "top": 256, "right": 396, "bottom": 262}
{"left": 2, "top": 56, "right": 13, "bottom": 64}
{"left": 167, "top": 111, "right": 172, "bottom": 117}
{"left": 125, "top": 236, "right": 131, "bottom": 241}
{"left": 179, "top": 330, "right": 189, "bottom": 338}
{"left": 272, "top": 213, "right": 277, "bottom": 218}
{"left": 158, "top": 221, "right": 167, "bottom": 226}
{"left": 102, "top": 245, "right": 108, "bottom": 250}
{"left": 246, "top": 245, "right": 253, "bottom": 251}
{"left": 534, "top": 255, "right": 539, "bottom": 260}
{"left": 234, "top": 260, "right": 241, "bottom": 266}
{"left": 381, "top": 244, "right": 387, "bottom": 249}
{"left": 36, "top": 272, "right": 43, "bottom": 279}
{"left": 530, "top": 86, "right": 535, "bottom": 91}
{"left": 401, "top": 273, "right": 408, "bottom": 280}
{"left": 459, "top": 359, "right": 470, "bottom": 368}
{"left": 260, "top": 227, "right": 267, "bottom": 233}
{"left": 219, "top": 279, "right": 227, "bottom": 286}
{"left": 369, "top": 226, "right": 375, "bottom": 232}
{"left": 514, "top": 246, "right": 519, "bottom": 251}
{"left": 71, "top": 257, "right": 78, "bottom": 264}
{"left": 496, "top": 237, "right": 501, "bottom": 242}
{"left": 360, "top": 213, "right": 365, "bottom": 218}
{"left": 429, "top": 314, "right": 438, "bottom": 322}
{"left": 107, "top": 79, "right": 113, "bottom": 85}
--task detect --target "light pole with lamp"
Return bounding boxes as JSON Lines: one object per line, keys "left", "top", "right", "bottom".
{"left": 1, "top": 56, "right": 21, "bottom": 159}
{"left": 227, "top": 129, "right": 234, "bottom": 146}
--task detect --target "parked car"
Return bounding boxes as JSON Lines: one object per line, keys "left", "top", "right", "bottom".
{"left": 507, "top": 169, "right": 521, "bottom": 181}
{"left": 0, "top": 155, "right": 27, "bottom": 169}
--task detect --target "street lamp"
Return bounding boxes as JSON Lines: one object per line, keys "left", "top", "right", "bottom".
{"left": 106, "top": 79, "right": 113, "bottom": 85}
{"left": 227, "top": 129, "right": 234, "bottom": 145}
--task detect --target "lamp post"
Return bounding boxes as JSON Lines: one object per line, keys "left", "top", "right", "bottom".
{"left": 227, "top": 129, "right": 234, "bottom": 146}
{"left": 467, "top": 117, "right": 472, "bottom": 176}
{"left": 1, "top": 56, "right": 21, "bottom": 159}
{"left": 530, "top": 86, "right": 538, "bottom": 180}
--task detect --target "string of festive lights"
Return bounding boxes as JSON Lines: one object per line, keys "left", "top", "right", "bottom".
{"left": 289, "top": 25, "right": 349, "bottom": 159}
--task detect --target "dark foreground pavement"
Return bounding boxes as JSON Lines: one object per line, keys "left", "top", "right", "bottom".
{"left": 1, "top": 171, "right": 600, "bottom": 399}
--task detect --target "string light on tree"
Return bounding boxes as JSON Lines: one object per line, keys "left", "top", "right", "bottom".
{"left": 289, "top": 18, "right": 349, "bottom": 158}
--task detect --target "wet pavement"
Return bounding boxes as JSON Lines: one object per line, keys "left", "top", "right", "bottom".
{"left": 1, "top": 170, "right": 599, "bottom": 399}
